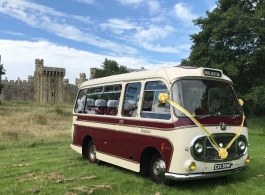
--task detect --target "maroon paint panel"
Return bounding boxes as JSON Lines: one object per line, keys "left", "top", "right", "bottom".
{"left": 135, "top": 134, "right": 173, "bottom": 171}
{"left": 73, "top": 123, "right": 173, "bottom": 170}
{"left": 73, "top": 114, "right": 246, "bottom": 171}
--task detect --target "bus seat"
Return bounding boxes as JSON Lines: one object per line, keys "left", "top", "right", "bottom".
{"left": 142, "top": 101, "right": 150, "bottom": 111}
{"left": 123, "top": 100, "right": 136, "bottom": 117}
{"left": 107, "top": 100, "right": 119, "bottom": 115}
{"left": 86, "top": 99, "right": 95, "bottom": 113}
{"left": 95, "top": 99, "right": 107, "bottom": 115}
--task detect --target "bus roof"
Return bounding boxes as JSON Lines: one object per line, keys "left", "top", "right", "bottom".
{"left": 80, "top": 66, "right": 232, "bottom": 88}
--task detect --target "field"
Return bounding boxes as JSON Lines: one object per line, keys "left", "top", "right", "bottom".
{"left": 0, "top": 102, "right": 265, "bottom": 195}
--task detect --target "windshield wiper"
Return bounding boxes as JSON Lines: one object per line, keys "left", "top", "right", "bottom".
{"left": 198, "top": 114, "right": 217, "bottom": 119}
{"left": 231, "top": 113, "right": 243, "bottom": 119}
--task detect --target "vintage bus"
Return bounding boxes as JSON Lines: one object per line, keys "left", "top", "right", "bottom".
{"left": 70, "top": 66, "right": 250, "bottom": 184}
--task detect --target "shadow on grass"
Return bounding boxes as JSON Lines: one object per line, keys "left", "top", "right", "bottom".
{"left": 77, "top": 155, "right": 249, "bottom": 191}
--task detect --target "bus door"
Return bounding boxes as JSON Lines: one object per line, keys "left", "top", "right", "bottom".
{"left": 115, "top": 82, "right": 141, "bottom": 161}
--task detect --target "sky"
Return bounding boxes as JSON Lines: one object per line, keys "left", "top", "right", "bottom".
{"left": 0, "top": 0, "right": 216, "bottom": 84}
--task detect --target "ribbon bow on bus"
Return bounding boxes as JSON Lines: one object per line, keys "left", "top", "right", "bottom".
{"left": 157, "top": 93, "right": 245, "bottom": 159}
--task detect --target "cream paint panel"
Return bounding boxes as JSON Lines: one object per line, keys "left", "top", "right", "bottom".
{"left": 203, "top": 153, "right": 248, "bottom": 173}
{"left": 74, "top": 116, "right": 139, "bottom": 134}
{"left": 72, "top": 114, "right": 248, "bottom": 174}
{"left": 167, "top": 126, "right": 248, "bottom": 174}
{"left": 97, "top": 152, "right": 140, "bottom": 172}
{"left": 71, "top": 144, "right": 82, "bottom": 154}
{"left": 73, "top": 116, "right": 117, "bottom": 131}
{"left": 71, "top": 116, "right": 77, "bottom": 141}
{"left": 136, "top": 125, "right": 248, "bottom": 174}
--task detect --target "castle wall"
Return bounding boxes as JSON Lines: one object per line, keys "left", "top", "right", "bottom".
{"left": 64, "top": 84, "right": 78, "bottom": 104}
{"left": 1, "top": 59, "right": 80, "bottom": 104}
{"left": 0, "top": 80, "right": 34, "bottom": 102}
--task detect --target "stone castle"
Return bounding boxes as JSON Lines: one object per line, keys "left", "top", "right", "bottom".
{"left": 0, "top": 59, "right": 89, "bottom": 104}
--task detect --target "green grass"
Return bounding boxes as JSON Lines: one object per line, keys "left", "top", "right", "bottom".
{"left": 0, "top": 102, "right": 265, "bottom": 195}
{"left": 0, "top": 141, "right": 264, "bottom": 195}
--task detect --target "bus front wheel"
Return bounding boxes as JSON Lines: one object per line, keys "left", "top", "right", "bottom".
{"left": 149, "top": 153, "right": 171, "bottom": 184}
{"left": 87, "top": 140, "right": 97, "bottom": 163}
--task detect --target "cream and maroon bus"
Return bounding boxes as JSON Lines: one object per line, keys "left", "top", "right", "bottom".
{"left": 70, "top": 66, "right": 250, "bottom": 184}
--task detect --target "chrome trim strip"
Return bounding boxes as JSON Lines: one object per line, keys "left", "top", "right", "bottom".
{"left": 165, "top": 166, "right": 247, "bottom": 181}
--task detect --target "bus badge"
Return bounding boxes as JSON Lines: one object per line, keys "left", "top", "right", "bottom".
{"left": 220, "top": 122, "right": 227, "bottom": 131}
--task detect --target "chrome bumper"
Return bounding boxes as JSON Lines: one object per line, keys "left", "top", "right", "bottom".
{"left": 165, "top": 166, "right": 247, "bottom": 181}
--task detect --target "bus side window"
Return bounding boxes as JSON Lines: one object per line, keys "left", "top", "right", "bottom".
{"left": 74, "top": 89, "right": 88, "bottom": 113}
{"left": 122, "top": 82, "right": 141, "bottom": 117}
{"left": 140, "top": 81, "right": 171, "bottom": 120}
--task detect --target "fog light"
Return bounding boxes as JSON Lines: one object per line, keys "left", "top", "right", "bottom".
{"left": 189, "top": 161, "right": 196, "bottom": 171}
{"left": 246, "top": 156, "right": 251, "bottom": 163}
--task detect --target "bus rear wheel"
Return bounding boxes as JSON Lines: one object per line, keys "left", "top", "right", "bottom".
{"left": 87, "top": 140, "right": 97, "bottom": 163}
{"left": 149, "top": 153, "right": 171, "bottom": 184}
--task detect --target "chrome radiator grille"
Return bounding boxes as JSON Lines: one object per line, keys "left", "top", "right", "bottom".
{"left": 190, "top": 134, "right": 248, "bottom": 161}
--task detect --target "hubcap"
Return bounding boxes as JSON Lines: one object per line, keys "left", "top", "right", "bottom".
{"left": 152, "top": 159, "right": 166, "bottom": 177}
{"left": 89, "top": 145, "right": 96, "bottom": 161}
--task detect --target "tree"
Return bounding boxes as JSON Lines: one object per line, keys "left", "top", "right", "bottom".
{"left": 0, "top": 63, "right": 5, "bottom": 94}
{"left": 93, "top": 58, "right": 129, "bottom": 79}
{"left": 181, "top": 0, "right": 265, "bottom": 116}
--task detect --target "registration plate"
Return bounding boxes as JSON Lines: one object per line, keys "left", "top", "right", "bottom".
{"left": 214, "top": 162, "right": 233, "bottom": 170}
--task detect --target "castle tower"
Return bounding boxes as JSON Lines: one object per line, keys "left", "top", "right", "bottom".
{"left": 75, "top": 73, "right": 87, "bottom": 87}
{"left": 90, "top": 68, "right": 96, "bottom": 79}
{"left": 34, "top": 59, "right": 65, "bottom": 103}
{"left": 79, "top": 73, "right": 87, "bottom": 84}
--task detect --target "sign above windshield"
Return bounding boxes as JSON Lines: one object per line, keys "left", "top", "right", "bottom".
{"left": 203, "top": 69, "right": 222, "bottom": 77}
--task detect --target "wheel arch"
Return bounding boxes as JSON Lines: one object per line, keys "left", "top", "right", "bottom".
{"left": 82, "top": 135, "right": 93, "bottom": 158}
{"left": 139, "top": 146, "right": 161, "bottom": 176}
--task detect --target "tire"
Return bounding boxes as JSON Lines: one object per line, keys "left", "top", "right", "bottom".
{"left": 149, "top": 153, "right": 171, "bottom": 185}
{"left": 87, "top": 140, "right": 97, "bottom": 163}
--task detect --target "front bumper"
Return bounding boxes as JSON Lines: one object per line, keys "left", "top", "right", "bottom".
{"left": 165, "top": 166, "right": 247, "bottom": 181}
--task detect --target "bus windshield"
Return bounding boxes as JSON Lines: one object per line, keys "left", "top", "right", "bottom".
{"left": 172, "top": 79, "right": 242, "bottom": 118}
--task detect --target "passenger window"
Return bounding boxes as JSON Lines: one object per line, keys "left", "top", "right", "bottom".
{"left": 122, "top": 82, "right": 141, "bottom": 117}
{"left": 74, "top": 89, "right": 88, "bottom": 113}
{"left": 75, "top": 84, "right": 122, "bottom": 115}
{"left": 140, "top": 81, "right": 171, "bottom": 120}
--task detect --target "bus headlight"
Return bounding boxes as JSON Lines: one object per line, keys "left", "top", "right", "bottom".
{"left": 194, "top": 143, "right": 203, "bottom": 154}
{"left": 238, "top": 140, "right": 246, "bottom": 151}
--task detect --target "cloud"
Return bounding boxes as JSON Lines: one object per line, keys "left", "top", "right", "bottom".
{"left": 147, "top": 0, "right": 160, "bottom": 14}
{"left": 0, "top": 0, "right": 137, "bottom": 54}
{"left": 174, "top": 3, "right": 198, "bottom": 26}
{"left": 116, "top": 0, "right": 161, "bottom": 14}
{"left": 0, "top": 30, "right": 25, "bottom": 37}
{"left": 100, "top": 18, "right": 139, "bottom": 34}
{"left": 116, "top": 0, "right": 144, "bottom": 5}
{"left": 0, "top": 39, "right": 179, "bottom": 83}
{"left": 134, "top": 25, "right": 175, "bottom": 42}
{"left": 99, "top": 19, "right": 185, "bottom": 54}
{"left": 73, "top": 0, "right": 95, "bottom": 4}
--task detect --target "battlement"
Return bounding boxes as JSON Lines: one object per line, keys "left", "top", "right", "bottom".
{"left": 42, "top": 66, "right": 65, "bottom": 77}
{"left": 63, "top": 79, "right": 69, "bottom": 85}
{"left": 34, "top": 58, "right": 66, "bottom": 77}
{"left": 35, "top": 59, "right": 44, "bottom": 64}
{"left": 1, "top": 76, "right": 32, "bottom": 85}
